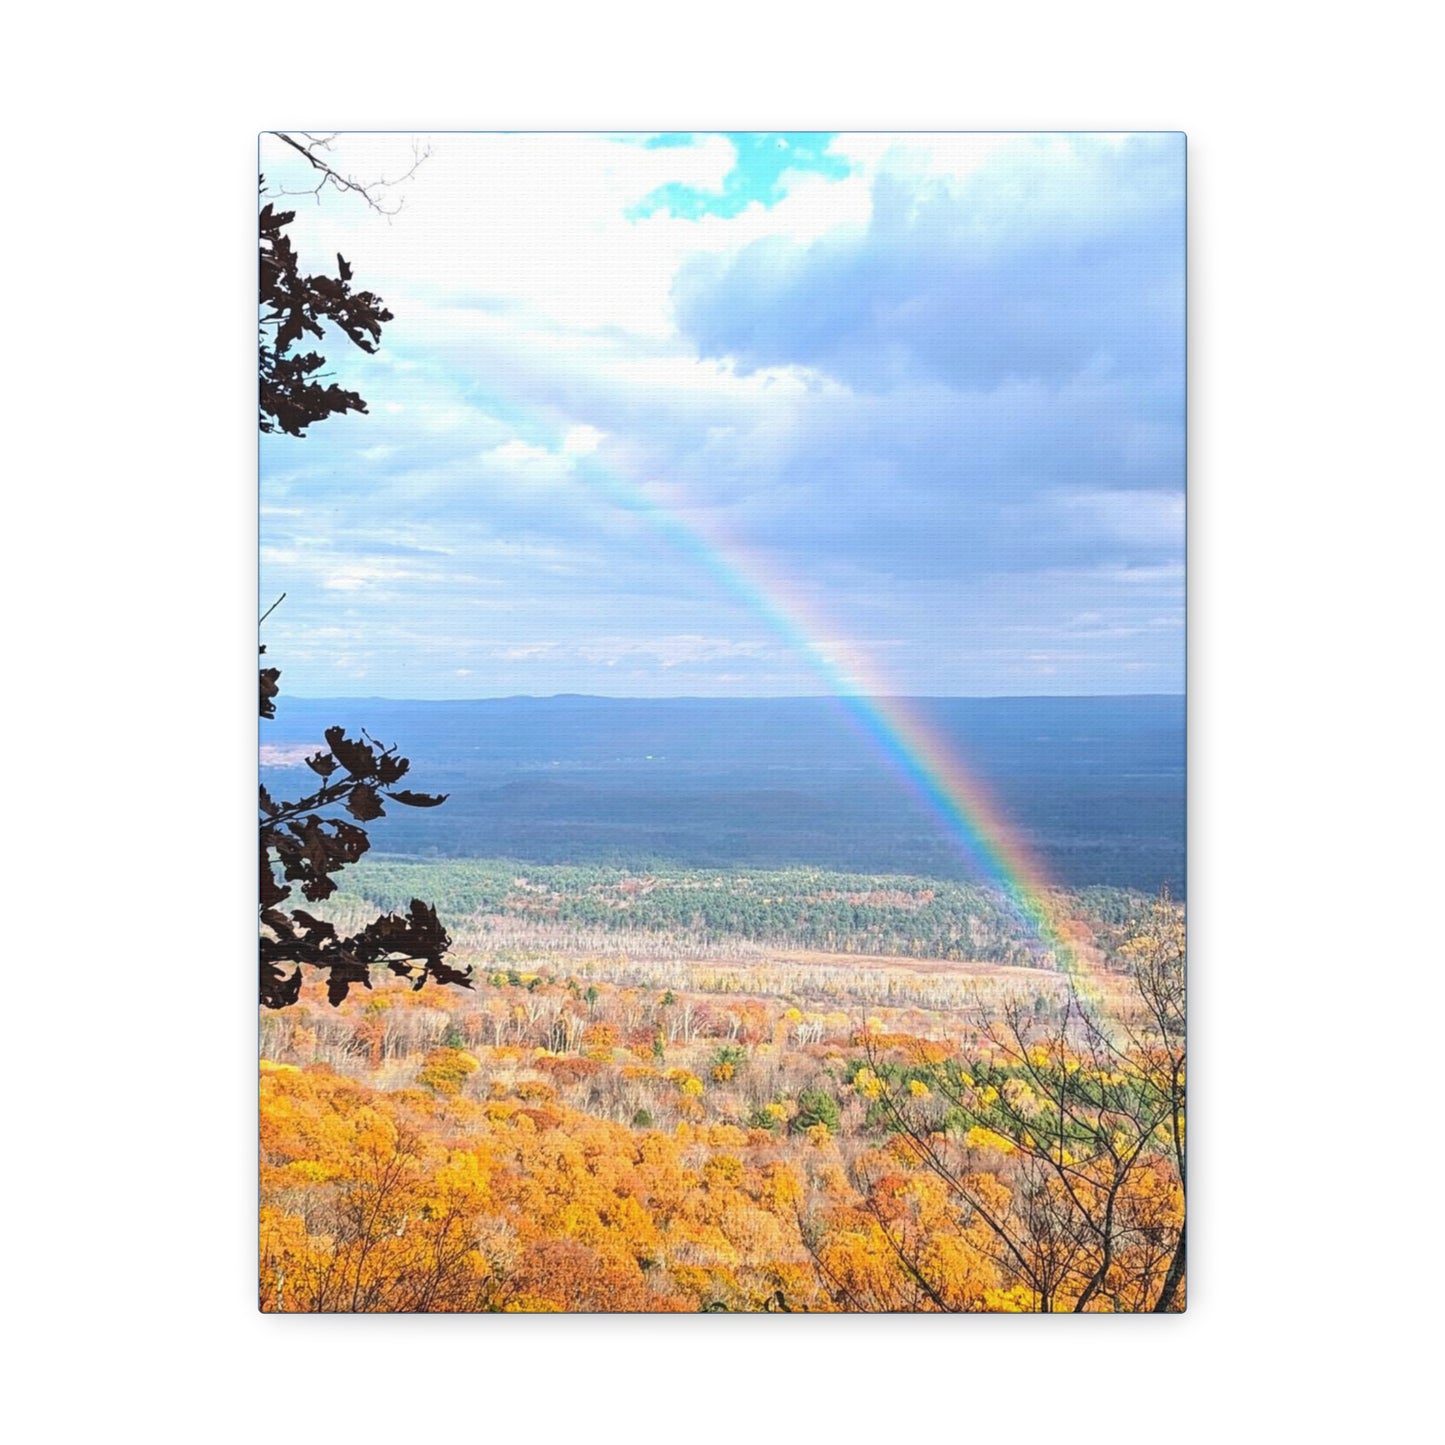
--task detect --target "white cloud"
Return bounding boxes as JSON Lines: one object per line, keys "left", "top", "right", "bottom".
{"left": 1046, "top": 490, "right": 1185, "bottom": 553}
{"left": 562, "top": 424, "right": 605, "bottom": 455}
{"left": 491, "top": 439, "right": 553, "bottom": 464}
{"left": 261, "top": 133, "right": 1183, "bottom": 697}
{"left": 321, "top": 564, "right": 416, "bottom": 592}
{"left": 578, "top": 636, "right": 770, "bottom": 669}
{"left": 831, "top": 132, "right": 1016, "bottom": 189}
{"left": 262, "top": 132, "right": 873, "bottom": 342}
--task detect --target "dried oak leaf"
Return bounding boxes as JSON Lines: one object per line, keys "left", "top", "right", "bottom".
{"left": 343, "top": 783, "right": 385, "bottom": 821}
{"left": 326, "top": 959, "right": 372, "bottom": 1007}
{"left": 385, "top": 789, "right": 448, "bottom": 808}
{"left": 261, "top": 961, "right": 303, "bottom": 1010}
{"left": 289, "top": 910, "right": 338, "bottom": 945}
{"left": 375, "top": 752, "right": 410, "bottom": 786}
{"left": 324, "top": 726, "right": 377, "bottom": 779}
{"left": 260, "top": 667, "right": 280, "bottom": 720}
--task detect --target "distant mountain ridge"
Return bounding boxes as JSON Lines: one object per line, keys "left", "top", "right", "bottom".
{"left": 261, "top": 695, "right": 1184, "bottom": 893}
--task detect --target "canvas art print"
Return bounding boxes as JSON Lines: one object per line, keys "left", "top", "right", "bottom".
{"left": 259, "top": 131, "right": 1185, "bottom": 1313}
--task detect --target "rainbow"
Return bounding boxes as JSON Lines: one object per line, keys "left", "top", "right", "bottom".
{"left": 568, "top": 450, "right": 1080, "bottom": 974}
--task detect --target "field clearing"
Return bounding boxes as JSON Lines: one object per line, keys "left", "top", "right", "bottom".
{"left": 441, "top": 935, "right": 1131, "bottom": 1027}
{"left": 703, "top": 945, "right": 1057, "bottom": 978}
{"left": 312, "top": 862, "right": 1143, "bottom": 1021}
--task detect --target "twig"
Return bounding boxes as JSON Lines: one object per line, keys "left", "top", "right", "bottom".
{"left": 268, "top": 132, "right": 431, "bottom": 217}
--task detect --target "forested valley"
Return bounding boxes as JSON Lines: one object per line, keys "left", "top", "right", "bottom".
{"left": 261, "top": 873, "right": 1184, "bottom": 1312}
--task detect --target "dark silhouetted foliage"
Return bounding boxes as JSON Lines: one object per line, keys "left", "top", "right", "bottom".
{"left": 259, "top": 187, "right": 393, "bottom": 437}
{"left": 260, "top": 165, "right": 467, "bottom": 1008}
{"left": 260, "top": 656, "right": 473, "bottom": 1008}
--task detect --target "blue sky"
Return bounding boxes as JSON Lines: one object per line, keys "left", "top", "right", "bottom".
{"left": 260, "top": 132, "right": 1183, "bottom": 698}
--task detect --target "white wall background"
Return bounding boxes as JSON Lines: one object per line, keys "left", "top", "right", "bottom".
{"left": 3, "top": 4, "right": 1435, "bottom": 1440}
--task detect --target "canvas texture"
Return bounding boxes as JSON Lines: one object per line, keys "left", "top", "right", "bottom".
{"left": 259, "top": 131, "right": 1185, "bottom": 1313}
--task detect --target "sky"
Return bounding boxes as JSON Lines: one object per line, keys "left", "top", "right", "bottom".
{"left": 260, "top": 132, "right": 1184, "bottom": 699}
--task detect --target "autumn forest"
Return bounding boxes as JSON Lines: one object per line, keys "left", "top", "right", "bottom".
{"left": 260, "top": 865, "right": 1184, "bottom": 1313}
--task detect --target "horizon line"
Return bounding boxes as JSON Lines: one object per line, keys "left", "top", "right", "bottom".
{"left": 270, "top": 690, "right": 1186, "bottom": 704}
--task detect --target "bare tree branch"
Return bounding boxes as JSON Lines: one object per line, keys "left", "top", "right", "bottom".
{"left": 268, "top": 132, "right": 431, "bottom": 217}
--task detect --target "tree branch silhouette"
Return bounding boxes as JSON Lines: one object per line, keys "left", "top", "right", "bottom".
{"left": 259, "top": 152, "right": 468, "bottom": 1008}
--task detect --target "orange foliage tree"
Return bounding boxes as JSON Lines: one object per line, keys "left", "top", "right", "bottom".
{"left": 831, "top": 897, "right": 1185, "bottom": 1312}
